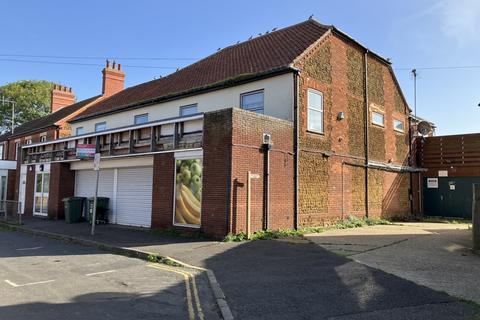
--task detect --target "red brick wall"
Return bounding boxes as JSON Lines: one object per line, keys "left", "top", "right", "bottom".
{"left": 229, "top": 108, "right": 294, "bottom": 234}
{"left": 48, "top": 163, "right": 75, "bottom": 220}
{"left": 178, "top": 108, "right": 295, "bottom": 238}
{"left": 294, "top": 32, "right": 412, "bottom": 226}
{"left": 24, "top": 165, "right": 35, "bottom": 217}
{"left": 6, "top": 169, "right": 16, "bottom": 201}
{"left": 151, "top": 152, "right": 175, "bottom": 229}
{"left": 201, "top": 109, "right": 233, "bottom": 238}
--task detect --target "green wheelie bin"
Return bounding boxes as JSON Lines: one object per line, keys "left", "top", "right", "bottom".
{"left": 87, "top": 197, "right": 110, "bottom": 224}
{"left": 63, "top": 197, "right": 86, "bottom": 223}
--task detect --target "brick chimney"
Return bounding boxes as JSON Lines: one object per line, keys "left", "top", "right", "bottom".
{"left": 102, "top": 60, "right": 125, "bottom": 97}
{"left": 51, "top": 84, "right": 76, "bottom": 113}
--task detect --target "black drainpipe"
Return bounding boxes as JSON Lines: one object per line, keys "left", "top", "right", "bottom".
{"left": 364, "top": 50, "right": 370, "bottom": 218}
{"left": 263, "top": 142, "right": 271, "bottom": 230}
{"left": 408, "top": 117, "right": 414, "bottom": 215}
{"left": 293, "top": 70, "right": 300, "bottom": 230}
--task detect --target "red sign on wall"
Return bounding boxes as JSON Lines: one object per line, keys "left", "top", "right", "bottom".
{"left": 76, "top": 144, "right": 96, "bottom": 159}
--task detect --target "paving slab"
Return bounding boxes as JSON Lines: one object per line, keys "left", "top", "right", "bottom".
{"left": 306, "top": 223, "right": 480, "bottom": 305}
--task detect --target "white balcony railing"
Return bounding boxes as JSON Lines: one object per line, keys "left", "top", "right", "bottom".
{"left": 21, "top": 114, "right": 204, "bottom": 164}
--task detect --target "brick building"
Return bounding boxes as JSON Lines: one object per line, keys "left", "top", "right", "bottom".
{"left": 0, "top": 61, "right": 126, "bottom": 214}
{"left": 18, "top": 19, "right": 419, "bottom": 237}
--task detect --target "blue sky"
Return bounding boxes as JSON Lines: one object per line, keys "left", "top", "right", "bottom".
{"left": 1, "top": 0, "right": 479, "bottom": 135}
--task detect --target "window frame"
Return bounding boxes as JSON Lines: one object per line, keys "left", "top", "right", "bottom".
{"left": 14, "top": 142, "right": 19, "bottom": 160}
{"left": 134, "top": 113, "right": 149, "bottom": 125}
{"left": 0, "top": 143, "right": 4, "bottom": 160}
{"left": 371, "top": 111, "right": 385, "bottom": 127}
{"left": 76, "top": 127, "right": 85, "bottom": 136}
{"left": 179, "top": 104, "right": 198, "bottom": 116}
{"left": 94, "top": 122, "right": 107, "bottom": 132}
{"left": 40, "top": 135, "right": 47, "bottom": 142}
{"left": 25, "top": 139, "right": 32, "bottom": 145}
{"left": 307, "top": 88, "right": 324, "bottom": 134}
{"left": 393, "top": 118, "right": 405, "bottom": 133}
{"left": 240, "top": 89, "right": 265, "bottom": 114}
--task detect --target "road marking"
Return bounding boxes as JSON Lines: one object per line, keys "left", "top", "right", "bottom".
{"left": 16, "top": 246, "right": 42, "bottom": 251}
{"left": 5, "top": 279, "right": 54, "bottom": 287}
{"left": 147, "top": 264, "right": 205, "bottom": 320}
{"left": 85, "top": 270, "right": 116, "bottom": 277}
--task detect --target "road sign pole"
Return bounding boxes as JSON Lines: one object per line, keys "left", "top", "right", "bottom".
{"left": 90, "top": 153, "right": 101, "bottom": 236}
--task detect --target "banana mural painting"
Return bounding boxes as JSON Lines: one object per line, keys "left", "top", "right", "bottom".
{"left": 174, "top": 158, "right": 202, "bottom": 226}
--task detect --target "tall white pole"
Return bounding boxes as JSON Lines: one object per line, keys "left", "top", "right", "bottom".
{"left": 246, "top": 171, "right": 251, "bottom": 239}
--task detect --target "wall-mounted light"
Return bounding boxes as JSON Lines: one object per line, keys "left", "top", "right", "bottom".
{"left": 337, "top": 112, "right": 345, "bottom": 120}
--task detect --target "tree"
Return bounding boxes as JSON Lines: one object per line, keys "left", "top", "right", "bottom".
{"left": 0, "top": 80, "right": 53, "bottom": 133}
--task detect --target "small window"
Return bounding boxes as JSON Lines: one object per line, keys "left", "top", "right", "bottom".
{"left": 307, "top": 89, "right": 324, "bottom": 133}
{"left": 393, "top": 119, "right": 404, "bottom": 132}
{"left": 240, "top": 90, "right": 264, "bottom": 113}
{"left": 40, "top": 135, "right": 47, "bottom": 142}
{"left": 180, "top": 104, "right": 198, "bottom": 116}
{"left": 134, "top": 113, "right": 149, "bottom": 125}
{"left": 95, "top": 122, "right": 107, "bottom": 132}
{"left": 371, "top": 111, "right": 385, "bottom": 127}
{"left": 0, "top": 144, "right": 4, "bottom": 160}
{"left": 26, "top": 139, "right": 32, "bottom": 145}
{"left": 76, "top": 127, "right": 85, "bottom": 135}
{"left": 14, "top": 142, "right": 19, "bottom": 160}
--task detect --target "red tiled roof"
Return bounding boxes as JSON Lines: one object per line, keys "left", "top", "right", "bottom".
{"left": 2, "top": 95, "right": 100, "bottom": 140}
{"left": 72, "top": 19, "right": 330, "bottom": 122}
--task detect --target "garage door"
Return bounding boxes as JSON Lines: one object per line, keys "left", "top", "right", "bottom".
{"left": 75, "top": 169, "right": 115, "bottom": 219}
{"left": 116, "top": 167, "right": 153, "bottom": 227}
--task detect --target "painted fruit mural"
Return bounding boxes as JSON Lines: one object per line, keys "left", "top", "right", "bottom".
{"left": 174, "top": 158, "right": 202, "bottom": 226}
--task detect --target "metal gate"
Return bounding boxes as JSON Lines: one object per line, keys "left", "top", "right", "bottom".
{"left": 423, "top": 177, "right": 480, "bottom": 219}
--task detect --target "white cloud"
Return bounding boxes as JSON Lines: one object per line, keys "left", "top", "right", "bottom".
{"left": 439, "top": 0, "right": 480, "bottom": 44}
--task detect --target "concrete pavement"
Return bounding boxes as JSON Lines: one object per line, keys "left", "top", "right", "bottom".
{"left": 306, "top": 223, "right": 480, "bottom": 305}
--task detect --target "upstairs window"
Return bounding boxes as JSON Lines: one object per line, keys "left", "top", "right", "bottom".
{"left": 393, "top": 119, "right": 405, "bottom": 133}
{"left": 134, "top": 113, "right": 149, "bottom": 125}
{"left": 40, "top": 135, "right": 47, "bottom": 142}
{"left": 307, "top": 89, "right": 324, "bottom": 133}
{"left": 371, "top": 111, "right": 385, "bottom": 127}
{"left": 240, "top": 90, "right": 264, "bottom": 114}
{"left": 25, "top": 139, "right": 32, "bottom": 145}
{"left": 0, "top": 144, "right": 4, "bottom": 160}
{"left": 14, "top": 142, "right": 19, "bottom": 160}
{"left": 95, "top": 122, "right": 107, "bottom": 132}
{"left": 180, "top": 104, "right": 198, "bottom": 116}
{"left": 76, "top": 127, "right": 85, "bottom": 135}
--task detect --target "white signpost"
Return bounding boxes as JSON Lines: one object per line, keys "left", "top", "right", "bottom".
{"left": 76, "top": 144, "right": 101, "bottom": 236}
{"left": 91, "top": 153, "right": 101, "bottom": 236}
{"left": 246, "top": 171, "right": 260, "bottom": 239}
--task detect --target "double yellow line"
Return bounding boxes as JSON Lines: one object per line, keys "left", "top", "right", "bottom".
{"left": 147, "top": 263, "right": 205, "bottom": 320}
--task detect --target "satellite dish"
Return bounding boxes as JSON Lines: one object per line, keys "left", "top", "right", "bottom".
{"left": 417, "top": 121, "right": 432, "bottom": 136}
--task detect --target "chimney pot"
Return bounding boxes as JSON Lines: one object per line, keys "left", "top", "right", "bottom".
{"left": 118, "top": 63, "right": 121, "bottom": 70}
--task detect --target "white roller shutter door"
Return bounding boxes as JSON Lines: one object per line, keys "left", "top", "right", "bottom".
{"left": 116, "top": 167, "right": 153, "bottom": 227}
{"left": 75, "top": 169, "right": 115, "bottom": 219}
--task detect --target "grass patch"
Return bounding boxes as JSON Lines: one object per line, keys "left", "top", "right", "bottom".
{"left": 391, "top": 215, "right": 468, "bottom": 225}
{"left": 223, "top": 215, "right": 392, "bottom": 242}
{"left": 335, "top": 215, "right": 391, "bottom": 229}
{"left": 223, "top": 229, "right": 305, "bottom": 242}
{"left": 147, "top": 254, "right": 183, "bottom": 267}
